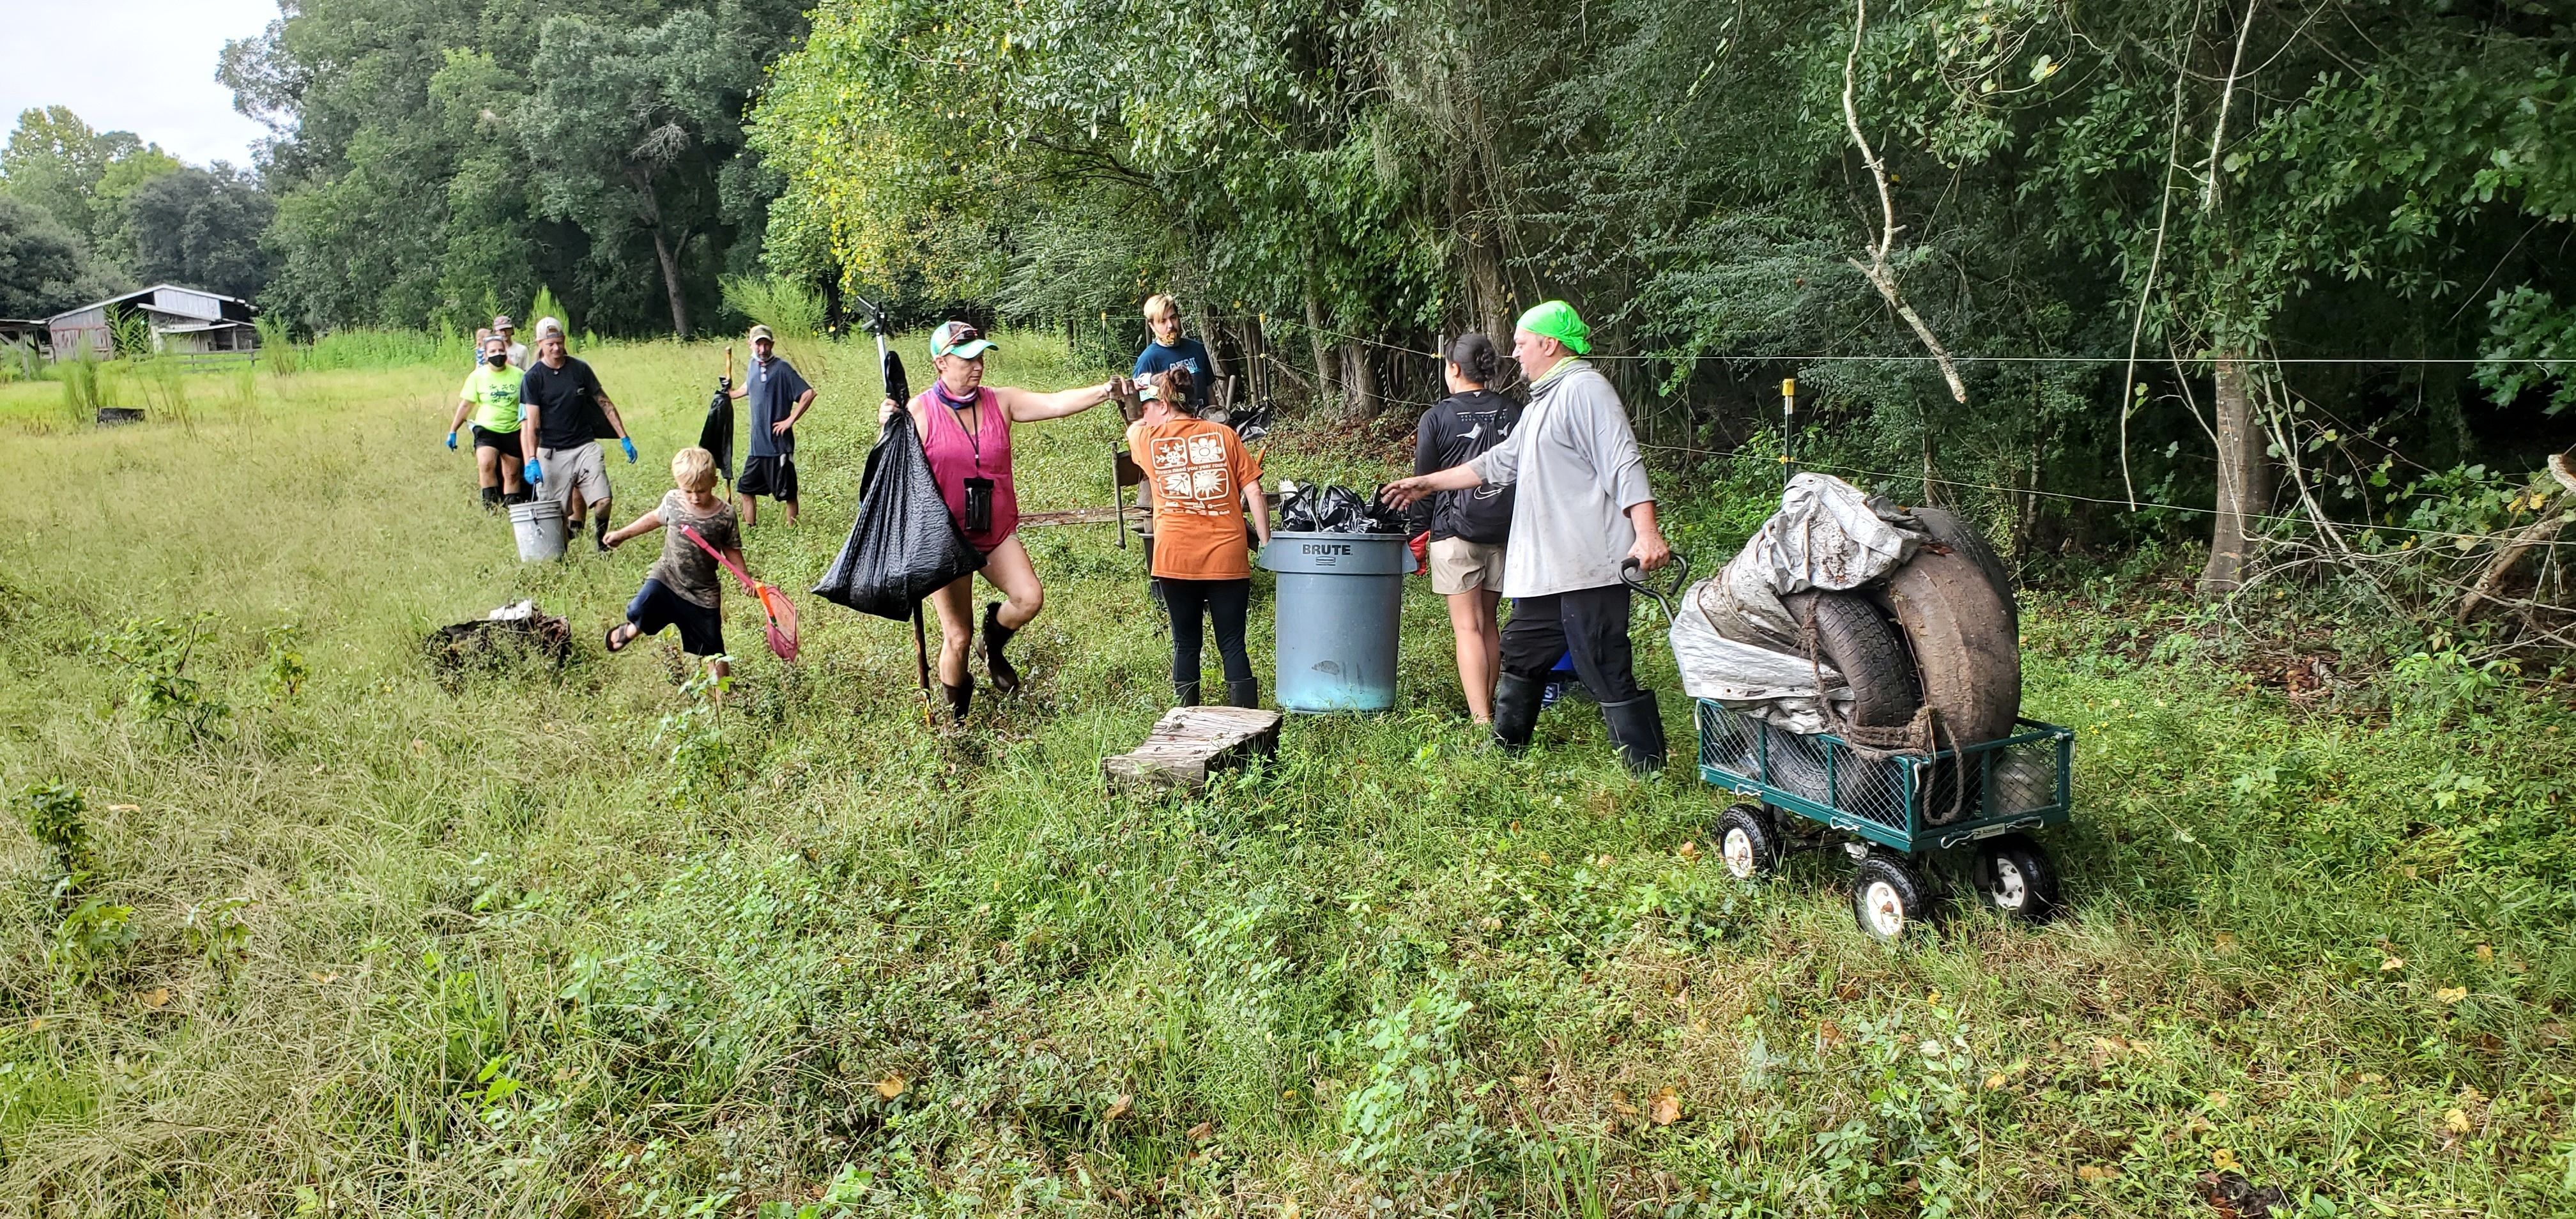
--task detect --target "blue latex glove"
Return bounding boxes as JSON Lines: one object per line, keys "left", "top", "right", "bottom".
{"left": 524, "top": 459, "right": 542, "bottom": 485}
{"left": 446, "top": 431, "right": 458, "bottom": 450}
{"left": 620, "top": 436, "right": 638, "bottom": 463}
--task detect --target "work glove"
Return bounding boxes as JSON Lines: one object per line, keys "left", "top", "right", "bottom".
{"left": 620, "top": 436, "right": 638, "bottom": 463}
{"left": 525, "top": 459, "right": 543, "bottom": 485}
{"left": 446, "top": 431, "right": 458, "bottom": 450}
{"left": 1409, "top": 532, "right": 1430, "bottom": 576}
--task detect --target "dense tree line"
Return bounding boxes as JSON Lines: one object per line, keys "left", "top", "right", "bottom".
{"left": 220, "top": 0, "right": 811, "bottom": 337}
{"left": 752, "top": 0, "right": 2576, "bottom": 592}
{"left": 0, "top": 107, "right": 270, "bottom": 316}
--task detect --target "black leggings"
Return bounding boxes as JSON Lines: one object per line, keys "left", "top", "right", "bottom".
{"left": 1158, "top": 577, "right": 1253, "bottom": 684}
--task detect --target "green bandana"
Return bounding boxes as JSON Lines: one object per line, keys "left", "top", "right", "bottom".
{"left": 1515, "top": 300, "right": 1591, "bottom": 356}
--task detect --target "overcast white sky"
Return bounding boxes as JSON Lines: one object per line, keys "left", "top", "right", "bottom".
{"left": 0, "top": 0, "right": 280, "bottom": 167}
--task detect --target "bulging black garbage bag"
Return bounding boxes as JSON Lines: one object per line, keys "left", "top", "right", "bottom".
{"left": 1277, "top": 482, "right": 1409, "bottom": 533}
{"left": 697, "top": 383, "right": 734, "bottom": 483}
{"left": 812, "top": 408, "right": 985, "bottom": 621}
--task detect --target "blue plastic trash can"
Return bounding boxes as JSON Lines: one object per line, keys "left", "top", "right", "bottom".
{"left": 1259, "top": 530, "right": 1408, "bottom": 712}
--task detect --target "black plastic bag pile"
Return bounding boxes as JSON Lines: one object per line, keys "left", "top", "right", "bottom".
{"left": 1277, "top": 482, "right": 1409, "bottom": 533}
{"left": 813, "top": 351, "right": 986, "bottom": 620}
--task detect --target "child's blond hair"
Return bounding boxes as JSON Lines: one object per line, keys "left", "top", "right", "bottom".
{"left": 671, "top": 446, "right": 719, "bottom": 492}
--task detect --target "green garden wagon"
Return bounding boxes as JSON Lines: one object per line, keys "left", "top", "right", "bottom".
{"left": 1694, "top": 699, "right": 2076, "bottom": 940}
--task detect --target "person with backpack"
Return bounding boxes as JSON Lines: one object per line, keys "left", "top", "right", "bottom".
{"left": 1380, "top": 301, "right": 1674, "bottom": 771}
{"left": 1406, "top": 334, "right": 1521, "bottom": 723}
{"left": 1128, "top": 365, "right": 1269, "bottom": 708}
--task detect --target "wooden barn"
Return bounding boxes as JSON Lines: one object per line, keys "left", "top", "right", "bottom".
{"left": 47, "top": 286, "right": 257, "bottom": 361}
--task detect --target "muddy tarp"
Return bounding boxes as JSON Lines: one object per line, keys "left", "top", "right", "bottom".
{"left": 1667, "top": 473, "right": 1924, "bottom": 733}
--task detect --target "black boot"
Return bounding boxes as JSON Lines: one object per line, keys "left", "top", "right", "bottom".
{"left": 982, "top": 601, "right": 1022, "bottom": 696}
{"left": 1492, "top": 672, "right": 1544, "bottom": 752}
{"left": 944, "top": 676, "right": 975, "bottom": 723}
{"left": 481, "top": 486, "right": 502, "bottom": 512}
{"left": 1174, "top": 679, "right": 1200, "bottom": 707}
{"left": 1600, "top": 694, "right": 1667, "bottom": 774}
{"left": 594, "top": 514, "right": 612, "bottom": 552}
{"left": 1225, "top": 677, "right": 1259, "bottom": 709}
{"left": 502, "top": 489, "right": 531, "bottom": 506}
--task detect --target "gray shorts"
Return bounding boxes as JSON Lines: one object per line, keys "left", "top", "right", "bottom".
{"left": 535, "top": 442, "right": 611, "bottom": 513}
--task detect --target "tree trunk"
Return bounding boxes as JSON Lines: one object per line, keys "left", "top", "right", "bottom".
{"left": 1340, "top": 342, "right": 1379, "bottom": 420}
{"left": 2199, "top": 350, "right": 2269, "bottom": 596}
{"left": 1304, "top": 293, "right": 1338, "bottom": 411}
{"left": 652, "top": 227, "right": 692, "bottom": 339}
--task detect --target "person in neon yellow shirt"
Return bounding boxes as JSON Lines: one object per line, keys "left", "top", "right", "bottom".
{"left": 447, "top": 332, "right": 530, "bottom": 510}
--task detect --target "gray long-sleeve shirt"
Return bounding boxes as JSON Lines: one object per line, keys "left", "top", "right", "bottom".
{"left": 1467, "top": 358, "right": 1653, "bottom": 597}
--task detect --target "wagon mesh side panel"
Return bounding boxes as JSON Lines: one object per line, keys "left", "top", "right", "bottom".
{"left": 1764, "top": 723, "right": 1830, "bottom": 804}
{"left": 1830, "top": 741, "right": 1915, "bottom": 832}
{"left": 1698, "top": 702, "right": 1757, "bottom": 778}
{"left": 1984, "top": 737, "right": 2061, "bottom": 818}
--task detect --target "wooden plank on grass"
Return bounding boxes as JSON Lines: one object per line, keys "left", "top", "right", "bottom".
{"left": 1102, "top": 705, "right": 1284, "bottom": 793}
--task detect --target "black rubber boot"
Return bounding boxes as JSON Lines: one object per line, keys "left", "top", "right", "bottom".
{"left": 944, "top": 676, "right": 975, "bottom": 723}
{"left": 1492, "top": 672, "right": 1544, "bottom": 752}
{"left": 481, "top": 486, "right": 502, "bottom": 512}
{"left": 1174, "top": 680, "right": 1200, "bottom": 707}
{"left": 1225, "top": 677, "right": 1259, "bottom": 709}
{"left": 502, "top": 489, "right": 531, "bottom": 506}
{"left": 1600, "top": 694, "right": 1667, "bottom": 774}
{"left": 594, "top": 514, "right": 612, "bottom": 552}
{"left": 982, "top": 601, "right": 1022, "bottom": 696}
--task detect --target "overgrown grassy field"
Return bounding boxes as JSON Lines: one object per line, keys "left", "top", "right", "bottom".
{"left": 2, "top": 337, "right": 2572, "bottom": 1216}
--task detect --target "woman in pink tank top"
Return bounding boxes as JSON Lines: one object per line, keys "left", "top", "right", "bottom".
{"left": 879, "top": 321, "right": 1122, "bottom": 720}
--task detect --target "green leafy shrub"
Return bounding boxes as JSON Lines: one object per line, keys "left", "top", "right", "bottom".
{"left": 14, "top": 783, "right": 92, "bottom": 878}
{"left": 88, "top": 613, "right": 232, "bottom": 740}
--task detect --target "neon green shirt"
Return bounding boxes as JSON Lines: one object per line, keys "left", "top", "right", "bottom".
{"left": 461, "top": 364, "right": 525, "bottom": 433}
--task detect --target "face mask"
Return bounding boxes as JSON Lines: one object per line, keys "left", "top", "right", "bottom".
{"left": 487, "top": 351, "right": 507, "bottom": 367}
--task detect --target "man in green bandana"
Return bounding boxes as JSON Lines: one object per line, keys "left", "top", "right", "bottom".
{"left": 1382, "top": 300, "right": 1673, "bottom": 770}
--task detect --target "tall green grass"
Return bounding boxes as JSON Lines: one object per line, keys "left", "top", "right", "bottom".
{"left": 1, "top": 334, "right": 2570, "bottom": 1215}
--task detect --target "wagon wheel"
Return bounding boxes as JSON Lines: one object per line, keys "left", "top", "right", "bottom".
{"left": 1851, "top": 854, "right": 1928, "bottom": 941}
{"left": 1973, "top": 833, "right": 2059, "bottom": 921}
{"left": 1715, "top": 806, "right": 1780, "bottom": 880}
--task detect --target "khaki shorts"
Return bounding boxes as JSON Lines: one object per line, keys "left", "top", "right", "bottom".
{"left": 1429, "top": 537, "right": 1506, "bottom": 595}
{"left": 535, "top": 442, "right": 612, "bottom": 514}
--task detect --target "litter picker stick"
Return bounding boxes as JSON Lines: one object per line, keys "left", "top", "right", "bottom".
{"left": 721, "top": 345, "right": 735, "bottom": 493}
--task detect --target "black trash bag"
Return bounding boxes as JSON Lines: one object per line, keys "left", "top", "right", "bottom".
{"left": 812, "top": 406, "right": 984, "bottom": 622}
{"left": 697, "top": 379, "right": 734, "bottom": 483}
{"left": 1278, "top": 482, "right": 1409, "bottom": 533}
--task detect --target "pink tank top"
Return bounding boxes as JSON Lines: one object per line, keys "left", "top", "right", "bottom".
{"left": 916, "top": 385, "right": 1017, "bottom": 551}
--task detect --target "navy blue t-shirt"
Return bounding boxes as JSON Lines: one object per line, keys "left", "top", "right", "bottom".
{"left": 1133, "top": 337, "right": 1214, "bottom": 411}
{"left": 744, "top": 355, "right": 811, "bottom": 457}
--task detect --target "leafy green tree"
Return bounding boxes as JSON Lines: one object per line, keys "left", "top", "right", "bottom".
{"left": 1, "top": 106, "right": 180, "bottom": 286}
{"left": 0, "top": 194, "right": 107, "bottom": 317}
{"left": 126, "top": 167, "right": 276, "bottom": 300}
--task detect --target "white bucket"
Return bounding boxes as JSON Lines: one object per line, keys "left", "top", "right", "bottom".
{"left": 508, "top": 498, "right": 567, "bottom": 562}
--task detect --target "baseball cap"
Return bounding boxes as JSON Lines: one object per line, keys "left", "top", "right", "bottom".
{"left": 747, "top": 324, "right": 775, "bottom": 344}
{"left": 491, "top": 314, "right": 516, "bottom": 330}
{"left": 930, "top": 321, "right": 997, "bottom": 360}
{"left": 533, "top": 317, "right": 565, "bottom": 340}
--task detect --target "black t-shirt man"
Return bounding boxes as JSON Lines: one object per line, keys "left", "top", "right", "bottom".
{"left": 521, "top": 356, "right": 613, "bottom": 451}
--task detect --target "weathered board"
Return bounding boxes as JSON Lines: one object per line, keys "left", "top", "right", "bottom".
{"left": 1101, "top": 705, "right": 1283, "bottom": 793}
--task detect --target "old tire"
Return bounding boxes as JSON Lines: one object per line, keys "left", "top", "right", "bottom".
{"left": 1851, "top": 854, "right": 1928, "bottom": 941}
{"left": 1908, "top": 507, "right": 2017, "bottom": 638}
{"left": 1781, "top": 589, "right": 1923, "bottom": 729}
{"left": 1716, "top": 806, "right": 1780, "bottom": 880}
{"left": 1876, "top": 509, "right": 2021, "bottom": 751}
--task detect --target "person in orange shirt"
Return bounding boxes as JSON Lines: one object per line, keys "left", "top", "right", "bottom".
{"left": 1128, "top": 365, "right": 1270, "bottom": 707}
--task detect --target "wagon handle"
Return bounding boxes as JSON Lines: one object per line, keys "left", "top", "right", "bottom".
{"left": 1620, "top": 553, "right": 1690, "bottom": 622}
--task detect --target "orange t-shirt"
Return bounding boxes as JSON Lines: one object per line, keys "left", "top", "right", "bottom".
{"left": 1128, "top": 417, "right": 1263, "bottom": 579}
